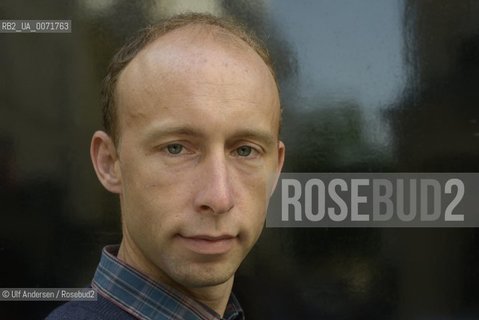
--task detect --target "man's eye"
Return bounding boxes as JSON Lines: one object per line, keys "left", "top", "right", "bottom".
{"left": 166, "top": 143, "right": 184, "bottom": 155}
{"left": 236, "top": 146, "right": 253, "bottom": 157}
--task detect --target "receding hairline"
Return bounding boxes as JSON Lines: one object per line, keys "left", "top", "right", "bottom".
{"left": 102, "top": 13, "right": 280, "bottom": 146}
{"left": 114, "top": 24, "right": 281, "bottom": 140}
{"left": 146, "top": 22, "right": 259, "bottom": 52}
{"left": 118, "top": 23, "right": 276, "bottom": 88}
{"left": 120, "top": 22, "right": 276, "bottom": 85}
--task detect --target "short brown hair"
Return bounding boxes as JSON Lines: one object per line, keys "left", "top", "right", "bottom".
{"left": 101, "top": 12, "right": 278, "bottom": 145}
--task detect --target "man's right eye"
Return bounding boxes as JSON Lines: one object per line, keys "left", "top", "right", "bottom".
{"left": 166, "top": 143, "right": 184, "bottom": 155}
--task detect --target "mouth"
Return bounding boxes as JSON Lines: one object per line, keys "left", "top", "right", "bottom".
{"left": 177, "top": 234, "right": 237, "bottom": 255}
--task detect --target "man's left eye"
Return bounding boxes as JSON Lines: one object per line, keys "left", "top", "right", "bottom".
{"left": 236, "top": 146, "right": 253, "bottom": 157}
{"left": 166, "top": 143, "right": 184, "bottom": 155}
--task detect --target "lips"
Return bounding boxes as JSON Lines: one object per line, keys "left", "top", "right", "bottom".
{"left": 177, "top": 234, "right": 237, "bottom": 255}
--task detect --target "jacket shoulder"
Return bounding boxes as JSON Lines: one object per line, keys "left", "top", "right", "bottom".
{"left": 45, "top": 295, "right": 136, "bottom": 320}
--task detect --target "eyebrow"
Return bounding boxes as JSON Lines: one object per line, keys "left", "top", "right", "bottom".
{"left": 228, "top": 129, "right": 277, "bottom": 148}
{"left": 142, "top": 125, "right": 277, "bottom": 147}
{"left": 142, "top": 125, "right": 205, "bottom": 144}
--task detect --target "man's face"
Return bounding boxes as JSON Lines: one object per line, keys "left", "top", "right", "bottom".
{"left": 113, "top": 27, "right": 284, "bottom": 290}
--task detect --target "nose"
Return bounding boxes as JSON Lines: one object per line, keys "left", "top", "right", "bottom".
{"left": 193, "top": 151, "right": 235, "bottom": 215}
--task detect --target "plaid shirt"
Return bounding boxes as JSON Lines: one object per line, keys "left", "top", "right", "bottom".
{"left": 91, "top": 245, "right": 244, "bottom": 320}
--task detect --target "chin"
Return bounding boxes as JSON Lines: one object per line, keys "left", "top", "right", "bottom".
{"left": 183, "top": 275, "right": 232, "bottom": 288}
{"left": 173, "top": 264, "right": 236, "bottom": 288}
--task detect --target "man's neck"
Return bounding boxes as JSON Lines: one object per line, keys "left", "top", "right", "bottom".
{"left": 117, "top": 240, "right": 234, "bottom": 317}
{"left": 184, "top": 278, "right": 234, "bottom": 317}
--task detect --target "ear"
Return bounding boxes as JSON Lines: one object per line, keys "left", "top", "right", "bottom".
{"left": 270, "top": 140, "right": 285, "bottom": 196}
{"left": 277, "top": 141, "right": 285, "bottom": 173}
{"left": 90, "top": 130, "right": 122, "bottom": 194}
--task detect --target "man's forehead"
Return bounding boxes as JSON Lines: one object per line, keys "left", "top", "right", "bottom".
{"left": 116, "top": 24, "right": 277, "bottom": 103}
{"left": 113, "top": 23, "right": 280, "bottom": 140}
{"left": 123, "top": 24, "right": 266, "bottom": 79}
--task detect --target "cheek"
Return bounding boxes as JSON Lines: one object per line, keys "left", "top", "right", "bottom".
{"left": 119, "top": 159, "right": 187, "bottom": 235}
{"left": 235, "top": 165, "right": 280, "bottom": 237}
{"left": 235, "top": 174, "right": 270, "bottom": 229}
{"left": 237, "top": 163, "right": 276, "bottom": 202}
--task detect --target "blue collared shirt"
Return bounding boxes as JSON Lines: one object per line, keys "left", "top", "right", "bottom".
{"left": 91, "top": 245, "right": 244, "bottom": 320}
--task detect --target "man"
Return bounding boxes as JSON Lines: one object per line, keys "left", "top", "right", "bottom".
{"left": 47, "top": 12, "right": 284, "bottom": 320}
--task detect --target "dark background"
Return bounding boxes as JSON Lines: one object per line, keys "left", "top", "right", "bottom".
{"left": 1, "top": 1, "right": 479, "bottom": 319}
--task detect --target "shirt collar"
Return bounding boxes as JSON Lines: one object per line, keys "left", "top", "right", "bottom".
{"left": 91, "top": 245, "right": 244, "bottom": 320}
